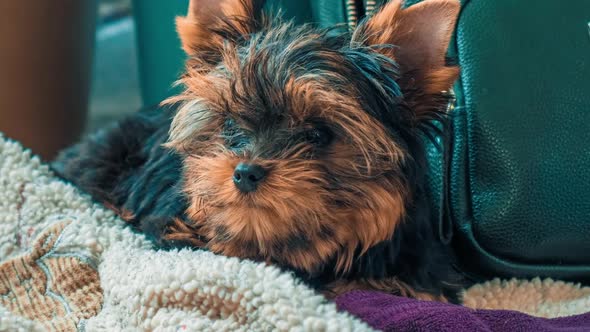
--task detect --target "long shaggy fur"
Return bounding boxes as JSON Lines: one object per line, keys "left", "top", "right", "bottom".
{"left": 53, "top": 0, "right": 463, "bottom": 302}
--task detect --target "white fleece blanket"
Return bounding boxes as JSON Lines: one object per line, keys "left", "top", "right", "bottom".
{"left": 1, "top": 133, "right": 589, "bottom": 331}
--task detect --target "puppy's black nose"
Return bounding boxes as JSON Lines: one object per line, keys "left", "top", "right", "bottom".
{"left": 233, "top": 162, "right": 267, "bottom": 193}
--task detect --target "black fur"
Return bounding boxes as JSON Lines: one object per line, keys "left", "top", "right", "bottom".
{"left": 52, "top": 14, "right": 464, "bottom": 302}
{"left": 52, "top": 107, "right": 189, "bottom": 247}
{"left": 52, "top": 109, "right": 462, "bottom": 302}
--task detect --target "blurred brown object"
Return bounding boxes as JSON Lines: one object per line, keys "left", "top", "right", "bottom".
{"left": 0, "top": 0, "right": 97, "bottom": 160}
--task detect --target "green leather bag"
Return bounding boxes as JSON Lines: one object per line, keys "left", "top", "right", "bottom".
{"left": 346, "top": 0, "right": 590, "bottom": 284}
{"left": 132, "top": 0, "right": 590, "bottom": 282}
{"left": 434, "top": 0, "right": 590, "bottom": 282}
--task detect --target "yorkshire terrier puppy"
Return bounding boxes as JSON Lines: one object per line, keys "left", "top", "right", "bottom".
{"left": 53, "top": 0, "right": 462, "bottom": 301}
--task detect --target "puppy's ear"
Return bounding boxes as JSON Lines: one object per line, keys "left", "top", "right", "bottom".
{"left": 354, "top": 0, "right": 460, "bottom": 118}
{"left": 176, "top": 0, "right": 265, "bottom": 62}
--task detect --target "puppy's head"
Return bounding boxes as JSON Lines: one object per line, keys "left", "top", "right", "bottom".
{"left": 164, "top": 0, "right": 460, "bottom": 275}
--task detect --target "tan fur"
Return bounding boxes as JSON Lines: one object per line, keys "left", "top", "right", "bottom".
{"left": 165, "top": 56, "right": 408, "bottom": 272}
{"left": 103, "top": 202, "right": 135, "bottom": 222}
{"left": 174, "top": 149, "right": 406, "bottom": 273}
{"left": 356, "top": 0, "right": 459, "bottom": 70}
{"left": 354, "top": 0, "right": 461, "bottom": 119}
{"left": 161, "top": 0, "right": 461, "bottom": 299}
{"left": 176, "top": 0, "right": 262, "bottom": 57}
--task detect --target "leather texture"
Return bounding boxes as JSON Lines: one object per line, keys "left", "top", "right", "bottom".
{"left": 446, "top": 0, "right": 590, "bottom": 282}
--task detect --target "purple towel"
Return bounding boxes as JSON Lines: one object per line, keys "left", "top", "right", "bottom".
{"left": 335, "top": 290, "right": 590, "bottom": 332}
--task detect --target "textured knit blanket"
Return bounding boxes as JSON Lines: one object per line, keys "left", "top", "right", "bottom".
{"left": 1, "top": 133, "right": 589, "bottom": 332}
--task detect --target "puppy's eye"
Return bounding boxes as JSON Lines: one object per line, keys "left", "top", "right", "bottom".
{"left": 223, "top": 118, "right": 249, "bottom": 149}
{"left": 223, "top": 118, "right": 238, "bottom": 136}
{"left": 305, "top": 126, "right": 333, "bottom": 147}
